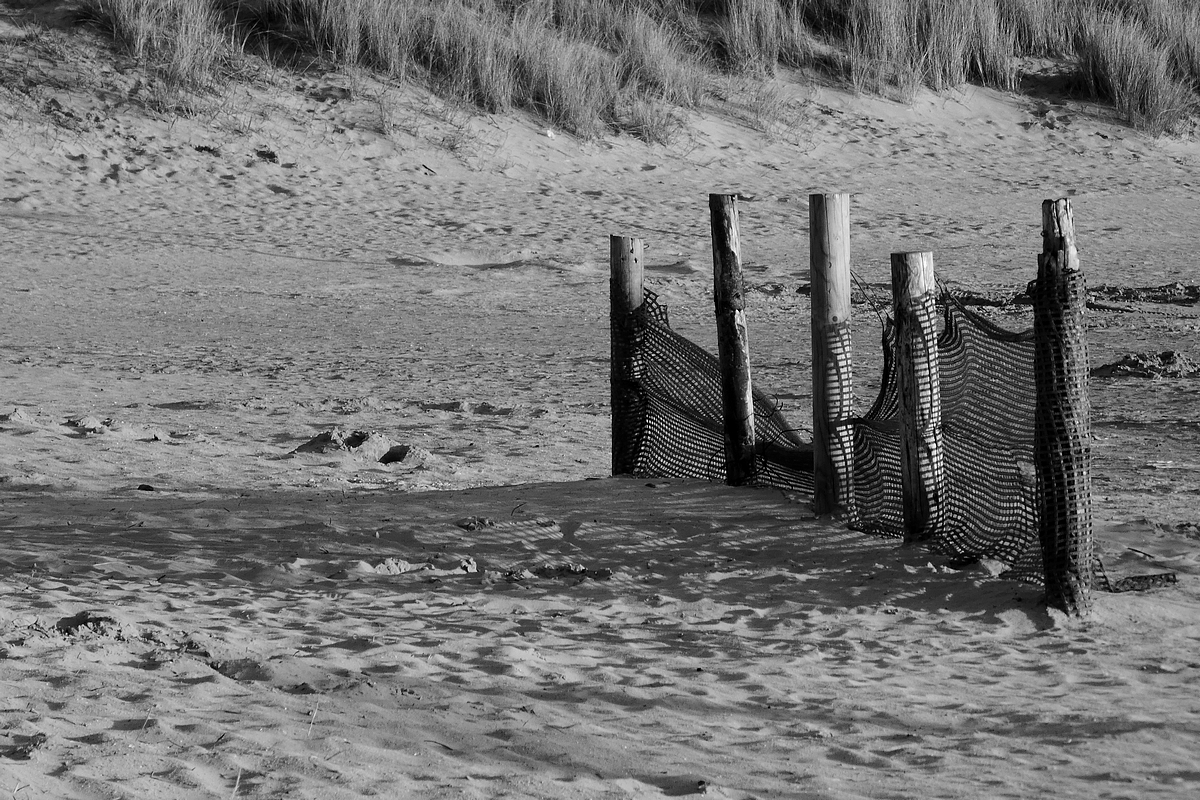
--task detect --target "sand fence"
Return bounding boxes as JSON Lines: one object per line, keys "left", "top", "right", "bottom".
{"left": 611, "top": 194, "right": 1171, "bottom": 616}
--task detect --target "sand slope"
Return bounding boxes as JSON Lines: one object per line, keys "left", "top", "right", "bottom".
{"left": 1, "top": 7, "right": 1199, "bottom": 799}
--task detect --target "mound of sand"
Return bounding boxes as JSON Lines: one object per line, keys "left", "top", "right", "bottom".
{"left": 1092, "top": 350, "right": 1200, "bottom": 378}
{"left": 291, "top": 428, "right": 432, "bottom": 466}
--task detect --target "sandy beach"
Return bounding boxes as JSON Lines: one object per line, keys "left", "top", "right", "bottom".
{"left": 1, "top": 3, "right": 1199, "bottom": 798}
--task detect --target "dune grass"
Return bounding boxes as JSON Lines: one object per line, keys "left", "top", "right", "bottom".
{"left": 1075, "top": 4, "right": 1195, "bottom": 134}
{"left": 74, "top": 0, "right": 1200, "bottom": 137}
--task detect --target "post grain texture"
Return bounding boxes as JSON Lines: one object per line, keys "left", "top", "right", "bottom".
{"left": 610, "top": 235, "right": 645, "bottom": 476}
{"left": 709, "top": 194, "right": 756, "bottom": 486}
{"left": 891, "top": 251, "right": 945, "bottom": 542}
{"left": 810, "top": 193, "right": 854, "bottom": 515}
{"left": 1034, "top": 198, "right": 1094, "bottom": 616}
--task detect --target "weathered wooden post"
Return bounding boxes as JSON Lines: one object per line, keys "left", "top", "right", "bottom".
{"left": 1034, "top": 198, "right": 1093, "bottom": 615}
{"left": 610, "top": 235, "right": 645, "bottom": 476}
{"left": 710, "top": 193, "right": 756, "bottom": 485}
{"left": 810, "top": 193, "right": 854, "bottom": 515}
{"left": 890, "top": 251, "right": 945, "bottom": 541}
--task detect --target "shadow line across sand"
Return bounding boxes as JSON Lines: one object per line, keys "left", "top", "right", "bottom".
{"left": 0, "top": 476, "right": 1053, "bottom": 623}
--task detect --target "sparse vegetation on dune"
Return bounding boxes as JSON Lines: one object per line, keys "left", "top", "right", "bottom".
{"left": 73, "top": 0, "right": 1200, "bottom": 136}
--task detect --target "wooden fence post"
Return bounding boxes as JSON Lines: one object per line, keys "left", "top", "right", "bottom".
{"left": 610, "top": 235, "right": 645, "bottom": 476}
{"left": 810, "top": 193, "right": 854, "bottom": 515}
{"left": 1034, "top": 198, "right": 1093, "bottom": 615}
{"left": 710, "top": 193, "right": 756, "bottom": 486}
{"left": 890, "top": 251, "right": 945, "bottom": 542}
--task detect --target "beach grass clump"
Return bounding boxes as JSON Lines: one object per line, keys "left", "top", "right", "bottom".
{"left": 257, "top": 0, "right": 703, "bottom": 137}
{"left": 1074, "top": 4, "right": 1195, "bottom": 133}
{"left": 80, "top": 0, "right": 228, "bottom": 88}
{"left": 776, "top": 1, "right": 821, "bottom": 69}
{"left": 719, "top": 0, "right": 782, "bottom": 74}
{"left": 286, "top": 0, "right": 515, "bottom": 106}
{"left": 964, "top": 0, "right": 1019, "bottom": 90}
{"left": 843, "top": 0, "right": 922, "bottom": 96}
{"left": 611, "top": 6, "right": 706, "bottom": 106}
{"left": 516, "top": 1, "right": 702, "bottom": 135}
{"left": 413, "top": 2, "right": 518, "bottom": 114}
{"left": 995, "top": 0, "right": 1069, "bottom": 56}
{"left": 1135, "top": 0, "right": 1200, "bottom": 88}
{"left": 615, "top": 92, "right": 686, "bottom": 143}
{"left": 511, "top": 19, "right": 619, "bottom": 135}
{"left": 920, "top": 0, "right": 974, "bottom": 91}
{"left": 835, "top": 0, "right": 1019, "bottom": 96}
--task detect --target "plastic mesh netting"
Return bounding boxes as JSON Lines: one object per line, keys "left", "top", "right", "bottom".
{"left": 614, "top": 289, "right": 1046, "bottom": 581}
{"left": 1032, "top": 257, "right": 1093, "bottom": 610}
{"left": 613, "top": 293, "right": 814, "bottom": 492}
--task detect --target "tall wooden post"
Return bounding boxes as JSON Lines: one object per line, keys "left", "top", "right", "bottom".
{"left": 710, "top": 193, "right": 756, "bottom": 486}
{"left": 610, "top": 235, "right": 645, "bottom": 476}
{"left": 810, "top": 193, "right": 854, "bottom": 515}
{"left": 890, "top": 251, "right": 945, "bottom": 542}
{"left": 1034, "top": 198, "right": 1093, "bottom": 615}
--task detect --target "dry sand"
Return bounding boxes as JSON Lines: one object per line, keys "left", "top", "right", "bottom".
{"left": 1, "top": 7, "right": 1199, "bottom": 799}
